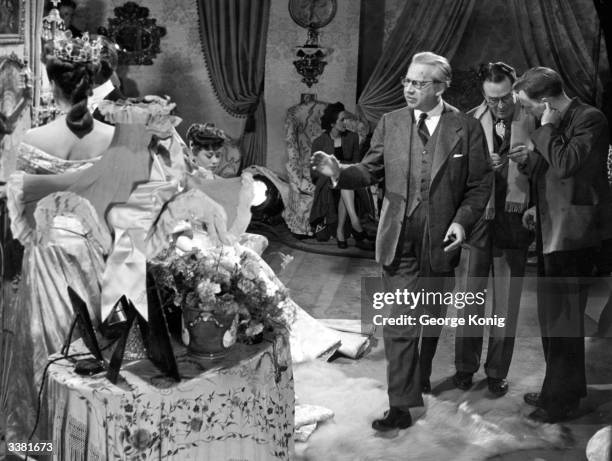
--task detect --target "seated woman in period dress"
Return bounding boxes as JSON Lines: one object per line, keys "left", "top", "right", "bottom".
{"left": 309, "top": 102, "right": 372, "bottom": 248}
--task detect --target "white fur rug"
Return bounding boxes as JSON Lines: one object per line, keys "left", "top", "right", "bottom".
{"left": 293, "top": 361, "right": 572, "bottom": 461}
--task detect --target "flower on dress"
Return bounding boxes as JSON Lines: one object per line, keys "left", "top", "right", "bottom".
{"left": 130, "top": 428, "right": 152, "bottom": 451}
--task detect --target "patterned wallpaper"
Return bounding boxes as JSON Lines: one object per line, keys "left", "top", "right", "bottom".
{"left": 264, "top": 0, "right": 361, "bottom": 175}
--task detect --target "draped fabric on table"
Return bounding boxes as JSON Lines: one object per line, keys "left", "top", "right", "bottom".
{"left": 510, "top": 0, "right": 603, "bottom": 106}
{"left": 196, "top": 0, "right": 270, "bottom": 168}
{"left": 356, "top": 0, "right": 476, "bottom": 127}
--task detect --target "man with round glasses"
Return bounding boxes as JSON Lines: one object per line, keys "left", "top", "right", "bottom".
{"left": 453, "top": 62, "right": 536, "bottom": 398}
{"left": 311, "top": 51, "right": 492, "bottom": 431}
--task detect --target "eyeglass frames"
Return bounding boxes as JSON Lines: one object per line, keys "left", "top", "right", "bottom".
{"left": 400, "top": 78, "right": 443, "bottom": 89}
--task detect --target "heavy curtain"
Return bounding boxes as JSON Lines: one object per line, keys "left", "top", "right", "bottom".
{"left": 356, "top": 0, "right": 476, "bottom": 127}
{"left": 196, "top": 0, "right": 270, "bottom": 168}
{"left": 510, "top": 0, "right": 603, "bottom": 105}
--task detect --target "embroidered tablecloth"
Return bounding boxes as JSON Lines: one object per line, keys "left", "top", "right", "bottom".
{"left": 46, "top": 335, "right": 294, "bottom": 461}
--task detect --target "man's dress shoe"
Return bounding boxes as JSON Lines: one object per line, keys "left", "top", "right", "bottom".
{"left": 487, "top": 377, "right": 509, "bottom": 397}
{"left": 523, "top": 392, "right": 542, "bottom": 407}
{"left": 452, "top": 372, "right": 473, "bottom": 390}
{"left": 372, "top": 407, "right": 413, "bottom": 431}
{"left": 527, "top": 405, "right": 579, "bottom": 423}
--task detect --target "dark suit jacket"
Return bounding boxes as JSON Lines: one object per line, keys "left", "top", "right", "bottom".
{"left": 311, "top": 130, "right": 360, "bottom": 163}
{"left": 520, "top": 98, "right": 612, "bottom": 254}
{"left": 337, "top": 102, "right": 492, "bottom": 272}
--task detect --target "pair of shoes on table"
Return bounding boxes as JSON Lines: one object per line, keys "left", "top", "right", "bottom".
{"left": 487, "top": 377, "right": 509, "bottom": 397}
{"left": 372, "top": 407, "right": 413, "bottom": 431}
{"left": 453, "top": 371, "right": 473, "bottom": 390}
{"left": 523, "top": 393, "right": 580, "bottom": 423}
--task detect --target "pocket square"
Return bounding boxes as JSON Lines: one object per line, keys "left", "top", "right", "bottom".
{"left": 452, "top": 154, "right": 464, "bottom": 158}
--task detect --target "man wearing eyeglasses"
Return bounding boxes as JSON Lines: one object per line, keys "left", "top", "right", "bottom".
{"left": 311, "top": 51, "right": 492, "bottom": 431}
{"left": 453, "top": 62, "right": 536, "bottom": 398}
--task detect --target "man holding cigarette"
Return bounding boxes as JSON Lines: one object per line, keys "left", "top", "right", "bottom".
{"left": 454, "top": 62, "right": 535, "bottom": 397}
{"left": 311, "top": 52, "right": 492, "bottom": 431}
{"left": 513, "top": 67, "right": 612, "bottom": 422}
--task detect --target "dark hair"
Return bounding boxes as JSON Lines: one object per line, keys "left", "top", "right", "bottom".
{"left": 477, "top": 62, "right": 516, "bottom": 84}
{"left": 513, "top": 67, "right": 563, "bottom": 100}
{"left": 186, "top": 123, "right": 225, "bottom": 151}
{"left": 321, "top": 102, "right": 345, "bottom": 132}
{"left": 94, "top": 36, "right": 119, "bottom": 85}
{"left": 46, "top": 56, "right": 98, "bottom": 138}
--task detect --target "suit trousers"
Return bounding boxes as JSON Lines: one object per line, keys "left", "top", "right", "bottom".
{"left": 537, "top": 247, "right": 594, "bottom": 413}
{"left": 454, "top": 234, "right": 528, "bottom": 379}
{"left": 382, "top": 203, "right": 453, "bottom": 409}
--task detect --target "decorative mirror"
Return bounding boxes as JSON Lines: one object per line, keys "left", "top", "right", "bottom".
{"left": 0, "top": 53, "right": 32, "bottom": 126}
{"left": 98, "top": 2, "right": 166, "bottom": 66}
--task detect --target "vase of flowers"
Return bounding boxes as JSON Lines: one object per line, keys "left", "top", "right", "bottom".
{"left": 149, "top": 243, "right": 290, "bottom": 358}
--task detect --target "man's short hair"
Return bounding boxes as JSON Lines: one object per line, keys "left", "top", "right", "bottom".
{"left": 477, "top": 62, "right": 516, "bottom": 85}
{"left": 513, "top": 67, "right": 563, "bottom": 100}
{"left": 410, "top": 52, "right": 452, "bottom": 86}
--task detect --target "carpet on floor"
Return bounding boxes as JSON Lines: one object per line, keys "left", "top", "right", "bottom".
{"left": 293, "top": 361, "right": 572, "bottom": 461}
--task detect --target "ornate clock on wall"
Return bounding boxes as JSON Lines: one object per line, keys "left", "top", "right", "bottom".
{"left": 288, "top": 0, "right": 337, "bottom": 88}
{"left": 288, "top": 0, "right": 337, "bottom": 30}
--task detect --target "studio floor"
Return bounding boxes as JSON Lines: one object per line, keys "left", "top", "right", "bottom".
{"left": 264, "top": 238, "right": 612, "bottom": 461}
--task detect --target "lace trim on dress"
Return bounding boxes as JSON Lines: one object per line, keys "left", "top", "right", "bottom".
{"left": 97, "top": 96, "right": 182, "bottom": 134}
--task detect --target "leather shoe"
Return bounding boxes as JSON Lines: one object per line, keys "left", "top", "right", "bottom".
{"left": 487, "top": 377, "right": 508, "bottom": 397}
{"left": 523, "top": 392, "right": 542, "bottom": 408}
{"left": 452, "top": 371, "right": 473, "bottom": 390}
{"left": 527, "top": 404, "right": 579, "bottom": 423}
{"left": 372, "top": 407, "right": 413, "bottom": 431}
{"left": 421, "top": 380, "right": 431, "bottom": 394}
{"left": 337, "top": 239, "right": 348, "bottom": 249}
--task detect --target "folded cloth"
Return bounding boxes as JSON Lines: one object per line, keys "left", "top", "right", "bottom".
{"left": 319, "top": 319, "right": 373, "bottom": 359}
{"left": 295, "top": 423, "right": 318, "bottom": 443}
{"left": 295, "top": 404, "right": 334, "bottom": 429}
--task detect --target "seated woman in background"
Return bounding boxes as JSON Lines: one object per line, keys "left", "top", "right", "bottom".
{"left": 185, "top": 122, "right": 225, "bottom": 178}
{"left": 309, "top": 102, "right": 371, "bottom": 248}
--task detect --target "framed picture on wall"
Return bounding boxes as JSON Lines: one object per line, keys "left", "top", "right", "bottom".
{"left": 0, "top": 0, "right": 25, "bottom": 44}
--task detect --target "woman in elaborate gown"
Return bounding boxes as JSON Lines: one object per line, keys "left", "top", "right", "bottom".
{"left": 3, "top": 35, "right": 115, "bottom": 443}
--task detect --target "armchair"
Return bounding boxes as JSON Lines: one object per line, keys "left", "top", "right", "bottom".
{"left": 282, "top": 100, "right": 369, "bottom": 236}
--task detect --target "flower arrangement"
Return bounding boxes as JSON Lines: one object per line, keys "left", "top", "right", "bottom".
{"left": 150, "top": 244, "right": 290, "bottom": 347}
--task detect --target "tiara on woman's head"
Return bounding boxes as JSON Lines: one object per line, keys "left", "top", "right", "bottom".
{"left": 53, "top": 31, "right": 103, "bottom": 63}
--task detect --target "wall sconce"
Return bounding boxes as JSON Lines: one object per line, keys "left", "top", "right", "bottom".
{"left": 293, "top": 28, "right": 331, "bottom": 88}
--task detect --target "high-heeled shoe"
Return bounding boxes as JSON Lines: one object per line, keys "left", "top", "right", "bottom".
{"left": 351, "top": 228, "right": 371, "bottom": 241}
{"left": 337, "top": 239, "right": 348, "bottom": 249}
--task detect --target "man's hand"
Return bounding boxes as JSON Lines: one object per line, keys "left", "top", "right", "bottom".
{"left": 310, "top": 151, "right": 340, "bottom": 178}
{"left": 490, "top": 152, "right": 505, "bottom": 170}
{"left": 522, "top": 206, "right": 536, "bottom": 231}
{"left": 508, "top": 144, "right": 532, "bottom": 165}
{"left": 443, "top": 222, "right": 465, "bottom": 252}
{"left": 541, "top": 101, "right": 562, "bottom": 127}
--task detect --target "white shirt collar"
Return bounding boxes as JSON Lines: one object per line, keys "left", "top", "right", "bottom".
{"left": 414, "top": 99, "right": 444, "bottom": 121}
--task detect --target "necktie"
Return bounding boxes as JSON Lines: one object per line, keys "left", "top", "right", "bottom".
{"left": 417, "top": 112, "right": 430, "bottom": 145}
